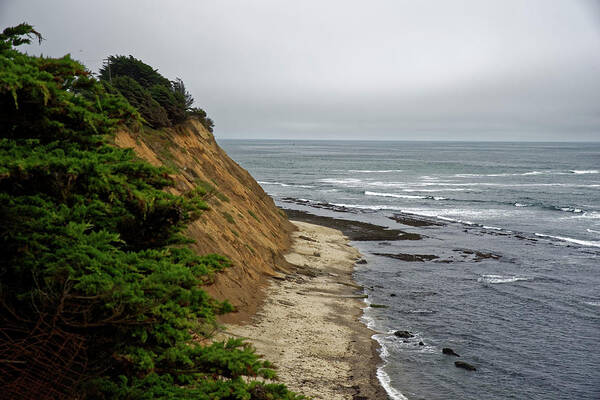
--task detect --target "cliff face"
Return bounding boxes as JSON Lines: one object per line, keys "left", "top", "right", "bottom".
{"left": 115, "top": 119, "right": 295, "bottom": 322}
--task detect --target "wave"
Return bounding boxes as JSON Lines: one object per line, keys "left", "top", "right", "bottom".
{"left": 454, "top": 170, "right": 599, "bottom": 177}
{"left": 258, "top": 181, "right": 313, "bottom": 188}
{"left": 454, "top": 170, "right": 565, "bottom": 177}
{"left": 534, "top": 233, "right": 600, "bottom": 248}
{"left": 320, "top": 178, "right": 363, "bottom": 186}
{"left": 365, "top": 191, "right": 425, "bottom": 199}
{"left": 587, "top": 229, "right": 600, "bottom": 235}
{"left": 437, "top": 216, "right": 476, "bottom": 225}
{"left": 514, "top": 203, "right": 530, "bottom": 207}
{"left": 365, "top": 191, "right": 447, "bottom": 201}
{"left": 331, "top": 203, "right": 404, "bottom": 211}
{"left": 402, "top": 188, "right": 468, "bottom": 192}
{"left": 478, "top": 274, "right": 532, "bottom": 284}
{"left": 583, "top": 300, "right": 600, "bottom": 307}
{"left": 320, "top": 177, "right": 600, "bottom": 190}
{"left": 558, "top": 207, "right": 583, "bottom": 213}
{"left": 574, "top": 211, "right": 600, "bottom": 219}
{"left": 348, "top": 169, "right": 403, "bottom": 173}
{"left": 376, "top": 367, "right": 409, "bottom": 400}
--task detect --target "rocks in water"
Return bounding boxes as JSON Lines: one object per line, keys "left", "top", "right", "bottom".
{"left": 450, "top": 249, "right": 502, "bottom": 263}
{"left": 390, "top": 293, "right": 397, "bottom": 297}
{"left": 442, "top": 348, "right": 460, "bottom": 357}
{"left": 373, "top": 252, "right": 439, "bottom": 262}
{"left": 370, "top": 303, "right": 389, "bottom": 309}
{"left": 356, "top": 258, "right": 368, "bottom": 264}
{"left": 454, "top": 361, "right": 476, "bottom": 371}
{"left": 394, "top": 330, "right": 414, "bottom": 339}
{"left": 388, "top": 214, "right": 444, "bottom": 227}
{"left": 283, "top": 209, "right": 414, "bottom": 241}
{"left": 419, "top": 341, "right": 424, "bottom": 346}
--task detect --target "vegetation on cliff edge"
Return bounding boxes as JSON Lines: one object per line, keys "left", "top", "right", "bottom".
{"left": 99, "top": 54, "right": 214, "bottom": 132}
{"left": 0, "top": 23, "right": 301, "bottom": 399}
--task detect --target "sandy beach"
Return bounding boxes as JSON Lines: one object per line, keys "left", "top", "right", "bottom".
{"left": 222, "top": 221, "right": 386, "bottom": 399}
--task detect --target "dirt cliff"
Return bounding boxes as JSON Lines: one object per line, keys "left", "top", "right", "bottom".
{"left": 114, "top": 119, "right": 295, "bottom": 322}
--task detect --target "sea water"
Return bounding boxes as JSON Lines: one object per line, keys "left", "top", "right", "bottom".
{"left": 218, "top": 140, "right": 600, "bottom": 400}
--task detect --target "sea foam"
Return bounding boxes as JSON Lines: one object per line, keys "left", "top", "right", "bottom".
{"left": 478, "top": 275, "right": 531, "bottom": 284}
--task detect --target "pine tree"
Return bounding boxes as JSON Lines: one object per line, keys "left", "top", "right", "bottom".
{"left": 0, "top": 23, "right": 301, "bottom": 400}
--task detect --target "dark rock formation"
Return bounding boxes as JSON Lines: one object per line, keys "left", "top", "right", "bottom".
{"left": 455, "top": 361, "right": 476, "bottom": 371}
{"left": 394, "top": 330, "right": 414, "bottom": 339}
{"left": 373, "top": 252, "right": 439, "bottom": 262}
{"left": 443, "top": 348, "right": 460, "bottom": 357}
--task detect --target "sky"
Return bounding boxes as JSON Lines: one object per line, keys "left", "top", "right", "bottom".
{"left": 2, "top": 0, "right": 600, "bottom": 141}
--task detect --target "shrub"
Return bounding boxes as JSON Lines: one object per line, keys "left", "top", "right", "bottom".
{"left": 0, "top": 23, "right": 301, "bottom": 400}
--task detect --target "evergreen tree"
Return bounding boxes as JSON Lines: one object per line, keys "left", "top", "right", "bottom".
{"left": 0, "top": 23, "right": 301, "bottom": 400}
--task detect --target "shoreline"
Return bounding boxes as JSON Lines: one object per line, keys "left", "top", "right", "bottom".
{"left": 222, "top": 221, "right": 387, "bottom": 399}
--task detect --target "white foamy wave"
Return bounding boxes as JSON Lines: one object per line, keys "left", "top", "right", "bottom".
{"left": 438, "top": 216, "right": 475, "bottom": 225}
{"left": 559, "top": 207, "right": 584, "bottom": 213}
{"left": 403, "top": 188, "right": 467, "bottom": 192}
{"left": 514, "top": 203, "right": 530, "bottom": 207}
{"left": 576, "top": 212, "right": 600, "bottom": 219}
{"left": 348, "top": 169, "right": 403, "bottom": 173}
{"left": 534, "top": 233, "right": 600, "bottom": 248}
{"left": 454, "top": 170, "right": 559, "bottom": 178}
{"left": 365, "top": 191, "right": 426, "bottom": 199}
{"left": 584, "top": 300, "right": 600, "bottom": 307}
{"left": 587, "top": 229, "right": 600, "bottom": 235}
{"left": 521, "top": 171, "right": 545, "bottom": 175}
{"left": 376, "top": 367, "right": 409, "bottom": 400}
{"left": 331, "top": 203, "right": 404, "bottom": 211}
{"left": 478, "top": 275, "right": 531, "bottom": 284}
{"left": 257, "top": 181, "right": 313, "bottom": 188}
{"left": 570, "top": 170, "right": 599, "bottom": 174}
{"left": 320, "top": 178, "right": 364, "bottom": 187}
{"left": 364, "top": 191, "right": 448, "bottom": 201}
{"left": 483, "top": 225, "right": 503, "bottom": 231}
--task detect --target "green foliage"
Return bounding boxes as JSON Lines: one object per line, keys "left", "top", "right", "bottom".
{"left": 0, "top": 24, "right": 302, "bottom": 400}
{"left": 99, "top": 55, "right": 214, "bottom": 132}
{"left": 222, "top": 211, "right": 235, "bottom": 224}
{"left": 248, "top": 210, "right": 260, "bottom": 222}
{"left": 109, "top": 75, "right": 171, "bottom": 128}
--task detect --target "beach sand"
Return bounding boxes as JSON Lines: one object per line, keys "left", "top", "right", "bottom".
{"left": 222, "top": 221, "right": 386, "bottom": 399}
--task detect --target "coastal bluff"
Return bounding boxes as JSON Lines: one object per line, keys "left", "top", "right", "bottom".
{"left": 115, "top": 119, "right": 296, "bottom": 321}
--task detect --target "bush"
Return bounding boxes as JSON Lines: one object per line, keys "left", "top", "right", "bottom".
{"left": 0, "top": 23, "right": 301, "bottom": 400}
{"left": 99, "top": 55, "right": 214, "bottom": 132}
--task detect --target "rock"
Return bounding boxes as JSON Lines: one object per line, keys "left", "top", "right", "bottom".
{"left": 455, "top": 361, "right": 476, "bottom": 371}
{"left": 356, "top": 258, "right": 368, "bottom": 264}
{"left": 373, "top": 252, "right": 439, "bottom": 262}
{"left": 299, "top": 235, "right": 317, "bottom": 242}
{"left": 390, "top": 293, "right": 397, "bottom": 297}
{"left": 370, "top": 303, "right": 388, "bottom": 309}
{"left": 419, "top": 341, "right": 424, "bottom": 346}
{"left": 313, "top": 251, "right": 321, "bottom": 257}
{"left": 442, "top": 348, "right": 460, "bottom": 357}
{"left": 394, "top": 330, "right": 414, "bottom": 339}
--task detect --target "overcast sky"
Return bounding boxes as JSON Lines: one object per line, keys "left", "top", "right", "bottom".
{"left": 2, "top": 0, "right": 600, "bottom": 140}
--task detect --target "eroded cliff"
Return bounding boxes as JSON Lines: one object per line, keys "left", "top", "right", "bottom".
{"left": 115, "top": 119, "right": 295, "bottom": 322}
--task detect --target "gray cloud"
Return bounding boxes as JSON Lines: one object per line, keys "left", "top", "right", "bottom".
{"left": 2, "top": 0, "right": 600, "bottom": 140}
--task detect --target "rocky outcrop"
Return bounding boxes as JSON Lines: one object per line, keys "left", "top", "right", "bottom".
{"left": 455, "top": 361, "right": 477, "bottom": 371}
{"left": 115, "top": 119, "right": 295, "bottom": 322}
{"left": 443, "top": 348, "right": 460, "bottom": 357}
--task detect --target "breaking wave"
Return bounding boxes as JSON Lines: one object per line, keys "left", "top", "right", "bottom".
{"left": 478, "top": 275, "right": 532, "bottom": 284}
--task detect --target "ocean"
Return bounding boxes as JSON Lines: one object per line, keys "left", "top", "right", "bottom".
{"left": 218, "top": 140, "right": 600, "bottom": 400}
